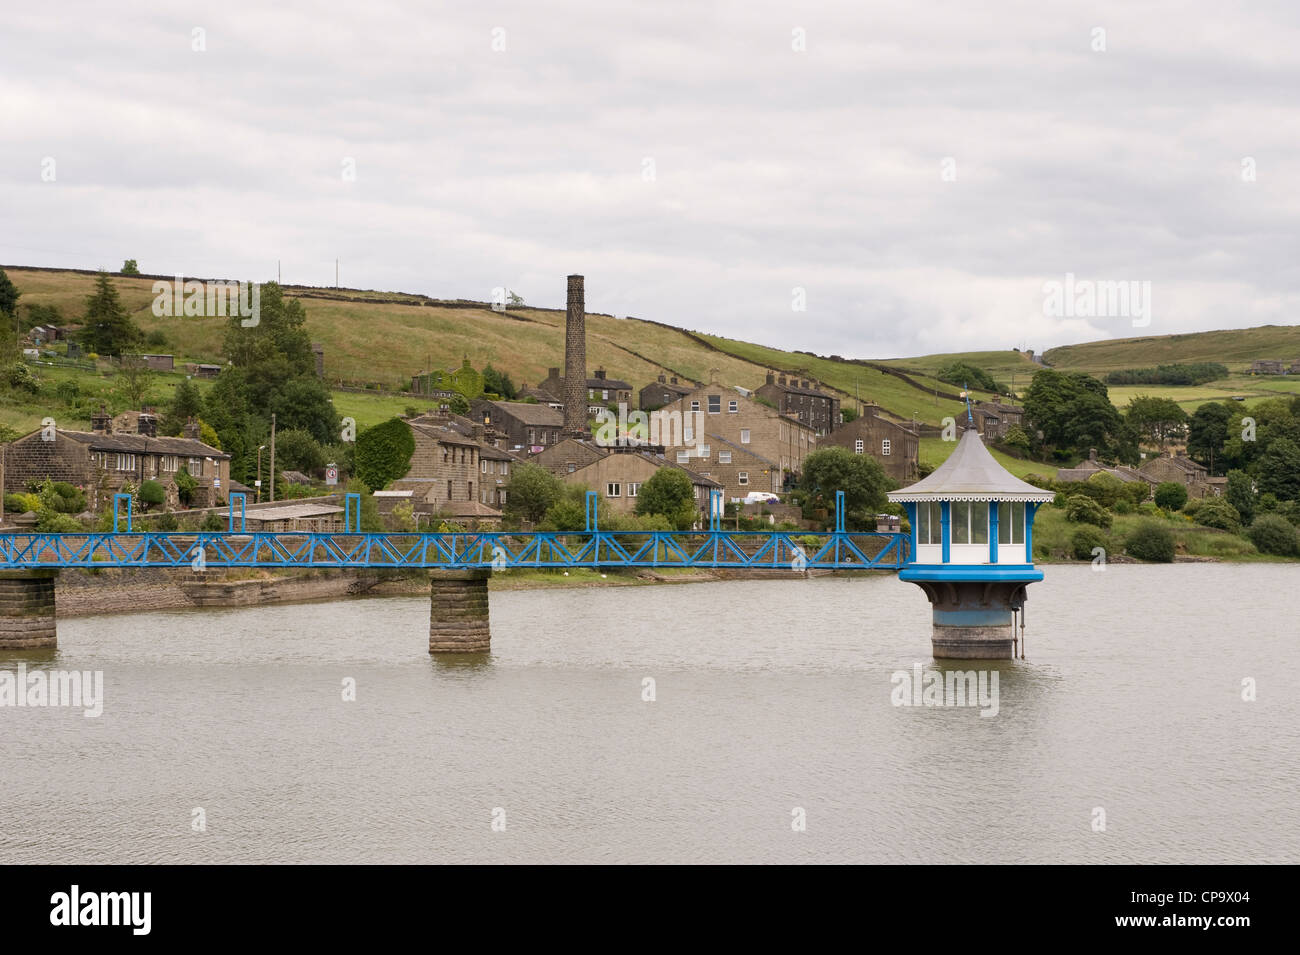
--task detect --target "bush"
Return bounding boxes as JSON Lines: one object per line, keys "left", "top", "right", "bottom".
{"left": 139, "top": 479, "right": 166, "bottom": 509}
{"left": 1245, "top": 514, "right": 1300, "bottom": 556}
{"left": 5, "top": 492, "right": 41, "bottom": 514}
{"left": 1123, "top": 481, "right": 1151, "bottom": 505}
{"left": 174, "top": 466, "right": 198, "bottom": 506}
{"left": 5, "top": 362, "right": 39, "bottom": 394}
{"left": 1064, "top": 494, "right": 1112, "bottom": 529}
{"left": 1126, "top": 521, "right": 1175, "bottom": 562}
{"left": 1194, "top": 499, "right": 1242, "bottom": 532}
{"left": 145, "top": 329, "right": 167, "bottom": 348}
{"left": 201, "top": 511, "right": 227, "bottom": 532}
{"left": 1153, "top": 481, "right": 1188, "bottom": 511}
{"left": 41, "top": 481, "right": 86, "bottom": 514}
{"left": 1137, "top": 501, "right": 1162, "bottom": 517}
{"left": 36, "top": 511, "right": 83, "bottom": 532}
{"left": 55, "top": 379, "right": 81, "bottom": 403}
{"left": 1070, "top": 526, "right": 1108, "bottom": 561}
{"left": 1182, "top": 498, "right": 1203, "bottom": 517}
{"left": 153, "top": 510, "right": 179, "bottom": 532}
{"left": 1114, "top": 498, "right": 1133, "bottom": 514}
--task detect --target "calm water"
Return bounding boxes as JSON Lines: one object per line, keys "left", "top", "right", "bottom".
{"left": 1, "top": 566, "right": 1297, "bottom": 864}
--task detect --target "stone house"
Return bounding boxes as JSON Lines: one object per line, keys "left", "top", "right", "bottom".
{"left": 817, "top": 403, "right": 920, "bottom": 483}
{"left": 638, "top": 373, "right": 695, "bottom": 411}
{"left": 1055, "top": 449, "right": 1146, "bottom": 485}
{"left": 536, "top": 367, "right": 634, "bottom": 415}
{"left": 657, "top": 384, "right": 817, "bottom": 500}
{"left": 3, "top": 411, "right": 231, "bottom": 511}
{"left": 754, "top": 372, "right": 841, "bottom": 436}
{"left": 969, "top": 400, "right": 1025, "bottom": 442}
{"left": 560, "top": 446, "right": 721, "bottom": 522}
{"left": 533, "top": 436, "right": 610, "bottom": 476}
{"left": 1250, "top": 359, "right": 1286, "bottom": 375}
{"left": 469, "top": 400, "right": 564, "bottom": 452}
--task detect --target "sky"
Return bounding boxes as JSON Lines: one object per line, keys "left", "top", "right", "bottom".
{"left": 3, "top": 0, "right": 1298, "bottom": 360}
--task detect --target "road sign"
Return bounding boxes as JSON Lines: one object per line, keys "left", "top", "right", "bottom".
{"left": 325, "top": 466, "right": 338, "bottom": 486}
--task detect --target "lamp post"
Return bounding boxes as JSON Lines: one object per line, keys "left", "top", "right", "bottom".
{"left": 256, "top": 445, "right": 267, "bottom": 503}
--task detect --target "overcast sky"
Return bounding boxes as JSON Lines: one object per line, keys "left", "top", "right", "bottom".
{"left": 3, "top": 1, "right": 1297, "bottom": 359}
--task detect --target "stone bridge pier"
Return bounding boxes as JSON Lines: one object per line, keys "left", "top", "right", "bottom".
{"left": 0, "top": 570, "right": 59, "bottom": 650}
{"left": 428, "top": 569, "right": 491, "bottom": 653}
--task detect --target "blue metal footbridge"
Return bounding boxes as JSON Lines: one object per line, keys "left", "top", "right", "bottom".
{"left": 0, "top": 491, "right": 909, "bottom": 571}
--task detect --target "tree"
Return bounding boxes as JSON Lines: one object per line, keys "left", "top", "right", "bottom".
{"left": 799, "top": 447, "right": 890, "bottom": 528}
{"left": 352, "top": 417, "right": 415, "bottom": 491}
{"left": 1225, "top": 469, "right": 1256, "bottom": 523}
{"left": 174, "top": 466, "right": 198, "bottom": 507}
{"left": 121, "top": 259, "right": 140, "bottom": 275}
{"left": 0, "top": 267, "right": 19, "bottom": 320}
{"left": 114, "top": 356, "right": 156, "bottom": 408}
{"left": 1187, "top": 402, "right": 1232, "bottom": 473}
{"left": 503, "top": 463, "right": 563, "bottom": 524}
{"left": 634, "top": 468, "right": 698, "bottom": 530}
{"left": 481, "top": 364, "right": 517, "bottom": 400}
{"left": 447, "top": 393, "right": 470, "bottom": 416}
{"left": 1153, "top": 481, "right": 1188, "bottom": 511}
{"left": 162, "top": 378, "right": 204, "bottom": 435}
{"left": 936, "top": 361, "right": 1003, "bottom": 393}
{"left": 1256, "top": 437, "right": 1300, "bottom": 502}
{"left": 273, "top": 429, "right": 325, "bottom": 473}
{"left": 1125, "top": 395, "right": 1188, "bottom": 447}
{"left": 1023, "top": 369, "right": 1134, "bottom": 461}
{"left": 79, "top": 271, "right": 141, "bottom": 356}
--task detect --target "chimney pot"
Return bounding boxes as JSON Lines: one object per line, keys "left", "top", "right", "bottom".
{"left": 1089, "top": 448, "right": 1097, "bottom": 462}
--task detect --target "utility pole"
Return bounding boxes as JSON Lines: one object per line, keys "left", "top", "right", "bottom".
{"left": 269, "top": 413, "right": 276, "bottom": 503}
{"left": 278, "top": 260, "right": 281, "bottom": 284}
{"left": 335, "top": 258, "right": 339, "bottom": 289}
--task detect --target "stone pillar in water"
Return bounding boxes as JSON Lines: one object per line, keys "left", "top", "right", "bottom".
{"left": 428, "top": 569, "right": 491, "bottom": 653}
{"left": 923, "top": 580, "right": 1024, "bottom": 659}
{"left": 0, "top": 570, "right": 59, "bottom": 650}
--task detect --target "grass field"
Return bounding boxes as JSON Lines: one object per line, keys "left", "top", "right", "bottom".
{"left": 1043, "top": 325, "right": 1300, "bottom": 374}
{"left": 919, "top": 436, "right": 1052, "bottom": 480}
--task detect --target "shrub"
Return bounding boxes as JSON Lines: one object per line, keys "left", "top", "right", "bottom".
{"left": 1194, "top": 499, "right": 1242, "bottom": 532}
{"left": 139, "top": 479, "right": 166, "bottom": 509}
{"left": 145, "top": 330, "right": 167, "bottom": 348}
{"left": 1182, "top": 498, "right": 1203, "bottom": 517}
{"left": 201, "top": 511, "right": 227, "bottom": 532}
{"left": 1137, "top": 501, "right": 1162, "bottom": 517}
{"left": 1114, "top": 498, "right": 1133, "bottom": 514}
{"left": 1064, "top": 494, "right": 1112, "bottom": 529}
{"left": 154, "top": 510, "right": 179, "bottom": 532}
{"left": 55, "top": 379, "right": 81, "bottom": 403}
{"left": 5, "top": 492, "right": 41, "bottom": 514}
{"left": 1070, "top": 526, "right": 1108, "bottom": 561}
{"left": 36, "top": 511, "right": 83, "bottom": 533}
{"left": 1123, "top": 481, "right": 1151, "bottom": 505}
{"left": 1126, "top": 521, "right": 1175, "bottom": 562}
{"left": 1245, "top": 514, "right": 1300, "bottom": 556}
{"left": 1153, "top": 481, "right": 1188, "bottom": 511}
{"left": 174, "top": 466, "right": 197, "bottom": 506}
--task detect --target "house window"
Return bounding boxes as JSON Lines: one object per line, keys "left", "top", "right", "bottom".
{"left": 567, "top": 462, "right": 576, "bottom": 473}
{"left": 719, "top": 451, "right": 732, "bottom": 464}
{"left": 188, "top": 457, "right": 202, "bottom": 473}
{"left": 728, "top": 400, "right": 738, "bottom": 413}
{"left": 882, "top": 439, "right": 891, "bottom": 456}
{"left": 481, "top": 460, "right": 488, "bottom": 474}
{"left": 998, "top": 501, "right": 1026, "bottom": 545}
{"left": 602, "top": 389, "right": 609, "bottom": 400}
{"left": 677, "top": 452, "right": 690, "bottom": 464}
{"left": 698, "top": 445, "right": 710, "bottom": 458}
{"left": 738, "top": 471, "right": 749, "bottom": 485}
{"left": 684, "top": 426, "right": 693, "bottom": 442}
{"left": 740, "top": 429, "right": 750, "bottom": 444}
{"left": 528, "top": 429, "right": 535, "bottom": 444}
{"left": 160, "top": 455, "right": 179, "bottom": 471}
{"left": 501, "top": 462, "right": 509, "bottom": 476}
{"left": 628, "top": 483, "right": 640, "bottom": 497}
{"left": 116, "top": 453, "right": 136, "bottom": 471}
{"left": 443, "top": 448, "right": 449, "bottom": 462}
{"left": 607, "top": 483, "right": 621, "bottom": 497}
{"left": 854, "top": 439, "right": 864, "bottom": 454}
{"left": 447, "top": 480, "right": 453, "bottom": 500}
{"left": 690, "top": 400, "right": 700, "bottom": 412}
{"left": 708, "top": 395, "right": 721, "bottom": 414}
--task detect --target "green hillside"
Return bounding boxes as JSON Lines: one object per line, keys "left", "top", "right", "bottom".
{"left": 5, "top": 266, "right": 1299, "bottom": 441}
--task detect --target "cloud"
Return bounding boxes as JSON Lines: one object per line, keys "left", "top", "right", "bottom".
{"left": 2, "top": 0, "right": 1297, "bottom": 362}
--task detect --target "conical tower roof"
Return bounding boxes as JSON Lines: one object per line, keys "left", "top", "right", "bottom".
{"left": 888, "top": 428, "right": 1054, "bottom": 503}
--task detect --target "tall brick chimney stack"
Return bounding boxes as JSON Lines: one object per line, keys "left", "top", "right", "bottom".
{"left": 564, "top": 274, "right": 586, "bottom": 436}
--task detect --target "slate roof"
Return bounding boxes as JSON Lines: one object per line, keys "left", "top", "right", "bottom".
{"left": 889, "top": 428, "right": 1054, "bottom": 503}
{"left": 59, "top": 429, "right": 229, "bottom": 458}
{"left": 482, "top": 400, "right": 564, "bottom": 426}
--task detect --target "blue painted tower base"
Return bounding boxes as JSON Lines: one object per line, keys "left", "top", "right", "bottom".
{"left": 900, "top": 571, "right": 1034, "bottom": 659}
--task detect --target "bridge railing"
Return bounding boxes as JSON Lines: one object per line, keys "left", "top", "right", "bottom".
{"left": 0, "top": 490, "right": 910, "bottom": 570}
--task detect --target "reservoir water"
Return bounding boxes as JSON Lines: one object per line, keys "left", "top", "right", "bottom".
{"left": 2, "top": 565, "right": 1296, "bottom": 864}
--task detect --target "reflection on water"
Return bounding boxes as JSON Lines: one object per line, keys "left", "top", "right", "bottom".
{"left": 1, "top": 566, "right": 1297, "bottom": 863}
